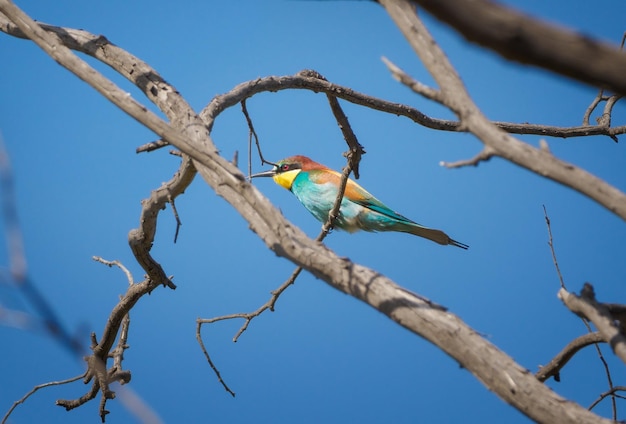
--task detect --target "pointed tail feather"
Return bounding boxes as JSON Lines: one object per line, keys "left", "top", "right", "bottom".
{"left": 405, "top": 225, "right": 469, "bottom": 249}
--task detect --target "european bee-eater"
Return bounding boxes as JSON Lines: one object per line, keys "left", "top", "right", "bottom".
{"left": 251, "top": 155, "right": 468, "bottom": 249}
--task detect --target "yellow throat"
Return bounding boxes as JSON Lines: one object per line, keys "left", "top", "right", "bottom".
{"left": 273, "top": 169, "right": 301, "bottom": 190}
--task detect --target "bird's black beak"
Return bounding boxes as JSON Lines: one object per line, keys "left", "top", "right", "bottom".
{"left": 250, "top": 168, "right": 276, "bottom": 178}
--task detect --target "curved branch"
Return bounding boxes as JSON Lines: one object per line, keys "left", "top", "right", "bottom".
{"left": 127, "top": 155, "right": 196, "bottom": 291}
{"left": 412, "top": 0, "right": 626, "bottom": 95}
{"left": 200, "top": 72, "right": 626, "bottom": 140}
{"left": 536, "top": 332, "right": 605, "bottom": 382}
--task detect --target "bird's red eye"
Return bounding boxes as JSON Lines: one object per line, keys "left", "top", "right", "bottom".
{"left": 280, "top": 164, "right": 290, "bottom": 171}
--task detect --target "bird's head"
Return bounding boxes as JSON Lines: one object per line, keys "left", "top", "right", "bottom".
{"left": 251, "top": 155, "right": 324, "bottom": 190}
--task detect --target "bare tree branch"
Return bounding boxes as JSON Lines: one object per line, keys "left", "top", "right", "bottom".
{"left": 439, "top": 147, "right": 495, "bottom": 169}
{"left": 2, "top": 12, "right": 624, "bottom": 146}
{"left": 298, "top": 69, "right": 366, "bottom": 178}
{"left": 196, "top": 81, "right": 365, "bottom": 392}
{"left": 536, "top": 332, "right": 605, "bottom": 382}
{"left": 580, "top": 318, "right": 619, "bottom": 419}
{"left": 1, "top": 1, "right": 622, "bottom": 423}
{"left": 543, "top": 209, "right": 619, "bottom": 416}
{"left": 379, "top": 1, "right": 617, "bottom": 422}
{"left": 93, "top": 257, "right": 135, "bottom": 286}
{"left": 410, "top": 0, "right": 626, "bottom": 95}
{"left": 589, "top": 386, "right": 626, "bottom": 412}
{"left": 198, "top": 72, "right": 626, "bottom": 141}
{"left": 558, "top": 284, "right": 626, "bottom": 366}
{"left": 581, "top": 32, "right": 625, "bottom": 142}
{"left": 379, "top": 0, "right": 626, "bottom": 224}
{"left": 583, "top": 90, "right": 606, "bottom": 127}
{"left": 382, "top": 56, "right": 443, "bottom": 102}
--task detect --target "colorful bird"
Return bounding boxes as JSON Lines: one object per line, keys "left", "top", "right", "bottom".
{"left": 251, "top": 155, "right": 468, "bottom": 249}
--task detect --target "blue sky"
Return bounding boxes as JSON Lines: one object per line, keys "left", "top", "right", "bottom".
{"left": 1, "top": 1, "right": 626, "bottom": 423}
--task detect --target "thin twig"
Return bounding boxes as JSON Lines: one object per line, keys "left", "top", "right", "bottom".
{"left": 382, "top": 56, "right": 443, "bottom": 102}
{"left": 319, "top": 158, "right": 354, "bottom": 238}
{"left": 136, "top": 139, "right": 169, "bottom": 153}
{"left": 93, "top": 256, "right": 134, "bottom": 286}
{"left": 580, "top": 318, "right": 618, "bottom": 419}
{"left": 167, "top": 194, "right": 182, "bottom": 244}
{"left": 245, "top": 102, "right": 253, "bottom": 179}
{"left": 195, "top": 321, "right": 236, "bottom": 397}
{"left": 2, "top": 373, "right": 86, "bottom": 424}
{"left": 195, "top": 239, "right": 304, "bottom": 393}
{"left": 111, "top": 313, "right": 131, "bottom": 375}
{"left": 91, "top": 257, "right": 134, "bottom": 382}
{"left": 241, "top": 99, "right": 275, "bottom": 171}
{"left": 440, "top": 147, "right": 495, "bottom": 169}
{"left": 299, "top": 69, "right": 366, "bottom": 178}
{"left": 589, "top": 386, "right": 626, "bottom": 412}
{"left": 543, "top": 205, "right": 566, "bottom": 289}
{"left": 582, "top": 89, "right": 605, "bottom": 126}
{"left": 581, "top": 33, "right": 626, "bottom": 136}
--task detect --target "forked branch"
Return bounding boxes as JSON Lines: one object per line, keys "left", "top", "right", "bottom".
{"left": 196, "top": 80, "right": 365, "bottom": 393}
{"left": 558, "top": 284, "right": 626, "bottom": 365}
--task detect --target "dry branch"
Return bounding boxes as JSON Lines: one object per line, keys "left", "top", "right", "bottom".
{"left": 0, "top": 1, "right": 623, "bottom": 423}
{"left": 543, "top": 208, "right": 620, "bottom": 418}
{"left": 382, "top": 56, "right": 443, "bottom": 102}
{"left": 411, "top": 0, "right": 626, "bottom": 95}
{"left": 379, "top": 0, "right": 626, "bottom": 223}
{"left": 379, "top": 0, "right": 617, "bottom": 422}
{"left": 198, "top": 72, "right": 626, "bottom": 141}
{"left": 0, "top": 0, "right": 201, "bottom": 405}
{"left": 196, "top": 80, "right": 365, "bottom": 391}
{"left": 536, "top": 332, "right": 605, "bottom": 382}
{"left": 589, "top": 386, "right": 626, "bottom": 412}
{"left": 559, "top": 284, "right": 626, "bottom": 365}
{"left": 3, "top": 14, "right": 625, "bottom": 146}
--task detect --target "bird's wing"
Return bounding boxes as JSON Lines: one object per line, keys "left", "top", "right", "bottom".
{"left": 309, "top": 169, "right": 417, "bottom": 225}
